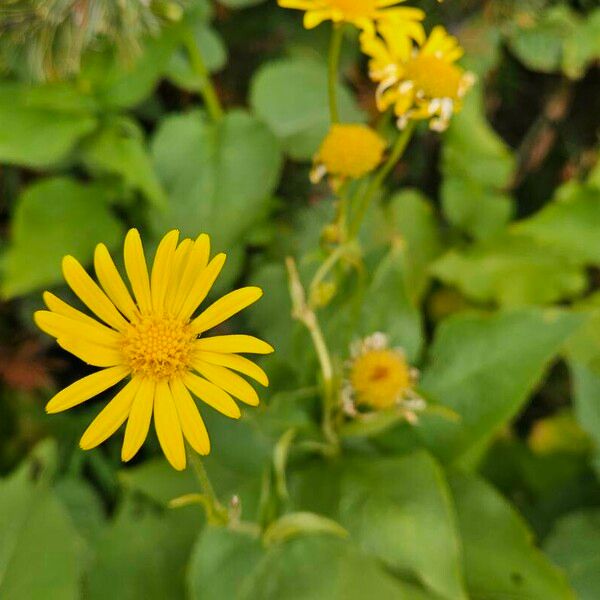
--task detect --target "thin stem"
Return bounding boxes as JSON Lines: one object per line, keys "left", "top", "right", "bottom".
{"left": 286, "top": 258, "right": 339, "bottom": 450}
{"left": 327, "top": 24, "right": 344, "bottom": 124}
{"left": 188, "top": 451, "right": 228, "bottom": 525}
{"left": 183, "top": 27, "right": 224, "bottom": 123}
{"left": 348, "top": 121, "right": 416, "bottom": 238}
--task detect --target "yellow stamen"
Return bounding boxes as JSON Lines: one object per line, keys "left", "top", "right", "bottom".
{"left": 121, "top": 314, "right": 195, "bottom": 380}
{"left": 403, "top": 54, "right": 462, "bottom": 99}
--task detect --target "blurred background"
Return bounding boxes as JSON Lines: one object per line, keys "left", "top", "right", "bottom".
{"left": 0, "top": 0, "right": 599, "bottom": 598}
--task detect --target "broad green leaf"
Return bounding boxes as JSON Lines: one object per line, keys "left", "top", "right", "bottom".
{"left": 544, "top": 509, "right": 600, "bottom": 599}
{"left": 432, "top": 234, "right": 586, "bottom": 307}
{"left": 88, "top": 497, "right": 201, "bottom": 600}
{"left": 250, "top": 58, "right": 364, "bottom": 161}
{"left": 514, "top": 182, "right": 600, "bottom": 264}
{"left": 340, "top": 452, "right": 467, "bottom": 600}
{"left": 0, "top": 82, "right": 97, "bottom": 168}
{"left": 441, "top": 86, "right": 515, "bottom": 239}
{"left": 244, "top": 535, "right": 432, "bottom": 600}
{"left": 81, "top": 117, "right": 167, "bottom": 209}
{"left": 450, "top": 471, "right": 575, "bottom": 600}
{"left": 419, "top": 308, "right": 582, "bottom": 463}
{"left": 2, "top": 177, "right": 124, "bottom": 298}
{"left": 359, "top": 246, "right": 423, "bottom": 362}
{"left": 150, "top": 109, "right": 282, "bottom": 252}
{"left": 0, "top": 442, "right": 85, "bottom": 600}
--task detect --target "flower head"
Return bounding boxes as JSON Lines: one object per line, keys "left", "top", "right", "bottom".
{"left": 311, "top": 123, "right": 386, "bottom": 186}
{"left": 35, "top": 229, "right": 273, "bottom": 471}
{"left": 344, "top": 333, "right": 424, "bottom": 422}
{"left": 277, "top": 0, "right": 424, "bottom": 34}
{"left": 362, "top": 25, "right": 475, "bottom": 131}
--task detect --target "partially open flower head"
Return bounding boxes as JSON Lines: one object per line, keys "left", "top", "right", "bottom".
{"left": 277, "top": 0, "right": 425, "bottom": 34}
{"left": 362, "top": 25, "right": 475, "bottom": 131}
{"left": 344, "top": 333, "right": 424, "bottom": 422}
{"left": 311, "top": 123, "right": 386, "bottom": 187}
{"left": 34, "top": 229, "right": 273, "bottom": 471}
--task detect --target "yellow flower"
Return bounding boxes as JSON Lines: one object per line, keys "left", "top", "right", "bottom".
{"left": 344, "top": 333, "right": 423, "bottom": 420}
{"left": 277, "top": 0, "right": 425, "bottom": 34}
{"left": 311, "top": 123, "right": 386, "bottom": 185}
{"left": 35, "top": 229, "right": 273, "bottom": 471}
{"left": 362, "top": 25, "right": 475, "bottom": 131}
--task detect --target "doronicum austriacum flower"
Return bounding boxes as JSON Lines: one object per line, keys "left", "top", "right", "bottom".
{"left": 361, "top": 25, "right": 475, "bottom": 131}
{"left": 277, "top": 0, "right": 425, "bottom": 34}
{"left": 344, "top": 333, "right": 425, "bottom": 423}
{"left": 311, "top": 123, "right": 387, "bottom": 186}
{"left": 34, "top": 229, "right": 273, "bottom": 471}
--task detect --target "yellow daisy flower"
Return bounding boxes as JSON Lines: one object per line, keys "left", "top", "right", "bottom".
{"left": 34, "top": 229, "right": 273, "bottom": 471}
{"left": 361, "top": 25, "right": 475, "bottom": 131}
{"left": 311, "top": 123, "right": 386, "bottom": 185}
{"left": 344, "top": 333, "right": 424, "bottom": 422}
{"left": 277, "top": 0, "right": 425, "bottom": 34}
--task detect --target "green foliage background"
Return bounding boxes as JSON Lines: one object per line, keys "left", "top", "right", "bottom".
{"left": 0, "top": 0, "right": 599, "bottom": 598}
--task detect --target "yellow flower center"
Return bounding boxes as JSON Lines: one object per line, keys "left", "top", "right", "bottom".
{"left": 121, "top": 314, "right": 196, "bottom": 380}
{"left": 328, "top": 0, "right": 377, "bottom": 17}
{"left": 350, "top": 349, "right": 411, "bottom": 409}
{"left": 404, "top": 54, "right": 462, "bottom": 99}
{"left": 316, "top": 124, "right": 386, "bottom": 180}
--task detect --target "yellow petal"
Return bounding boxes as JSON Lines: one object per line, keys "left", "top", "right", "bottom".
{"left": 176, "top": 253, "right": 226, "bottom": 321}
{"left": 80, "top": 379, "right": 141, "bottom": 450}
{"left": 183, "top": 372, "right": 241, "bottom": 419}
{"left": 153, "top": 380, "right": 186, "bottom": 471}
{"left": 94, "top": 243, "right": 138, "bottom": 321}
{"left": 195, "top": 335, "right": 274, "bottom": 355}
{"left": 164, "top": 238, "right": 193, "bottom": 313}
{"left": 170, "top": 377, "right": 210, "bottom": 455}
{"left": 62, "top": 255, "right": 129, "bottom": 331}
{"left": 194, "top": 351, "right": 269, "bottom": 386}
{"left": 46, "top": 365, "right": 130, "bottom": 414}
{"left": 192, "top": 360, "right": 259, "bottom": 406}
{"left": 124, "top": 228, "right": 152, "bottom": 314}
{"left": 170, "top": 234, "right": 211, "bottom": 316}
{"left": 34, "top": 311, "right": 121, "bottom": 348}
{"left": 121, "top": 378, "right": 155, "bottom": 462}
{"left": 190, "top": 287, "right": 263, "bottom": 334}
{"left": 57, "top": 337, "right": 123, "bottom": 367}
{"left": 151, "top": 230, "right": 179, "bottom": 313}
{"left": 43, "top": 291, "right": 107, "bottom": 329}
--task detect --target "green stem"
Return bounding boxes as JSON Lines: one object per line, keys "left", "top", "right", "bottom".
{"left": 183, "top": 27, "right": 224, "bottom": 123}
{"left": 188, "top": 451, "right": 228, "bottom": 525}
{"left": 286, "top": 258, "right": 339, "bottom": 450}
{"left": 348, "top": 121, "right": 416, "bottom": 238}
{"left": 327, "top": 24, "right": 344, "bottom": 124}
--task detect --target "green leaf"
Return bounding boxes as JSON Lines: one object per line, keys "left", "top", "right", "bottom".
{"left": 2, "top": 177, "right": 125, "bottom": 298}
{"left": 544, "top": 509, "right": 600, "bottom": 599}
{"left": 81, "top": 117, "right": 167, "bottom": 209}
{"left": 359, "top": 246, "right": 423, "bottom": 362}
{"left": 0, "top": 442, "right": 86, "bottom": 600}
{"left": 340, "top": 453, "right": 467, "bottom": 600}
{"left": 244, "top": 535, "right": 432, "bottom": 600}
{"left": 419, "top": 308, "right": 582, "bottom": 464}
{"left": 450, "top": 471, "right": 575, "bottom": 600}
{"left": 432, "top": 234, "right": 586, "bottom": 307}
{"left": 0, "top": 82, "right": 97, "bottom": 168}
{"left": 88, "top": 497, "right": 201, "bottom": 600}
{"left": 263, "top": 512, "right": 348, "bottom": 545}
{"left": 150, "top": 109, "right": 282, "bottom": 256}
{"left": 441, "top": 86, "right": 515, "bottom": 239}
{"left": 514, "top": 182, "right": 600, "bottom": 264}
{"left": 250, "top": 58, "right": 364, "bottom": 161}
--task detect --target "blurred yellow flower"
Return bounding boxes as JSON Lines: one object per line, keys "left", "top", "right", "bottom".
{"left": 345, "top": 333, "right": 423, "bottom": 421}
{"left": 277, "top": 0, "right": 425, "bottom": 33}
{"left": 35, "top": 229, "right": 273, "bottom": 471}
{"left": 311, "top": 123, "right": 386, "bottom": 185}
{"left": 362, "top": 25, "right": 475, "bottom": 131}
